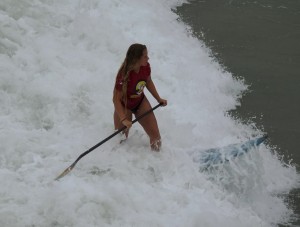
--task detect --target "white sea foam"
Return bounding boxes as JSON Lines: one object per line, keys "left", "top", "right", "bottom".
{"left": 0, "top": 0, "right": 299, "bottom": 226}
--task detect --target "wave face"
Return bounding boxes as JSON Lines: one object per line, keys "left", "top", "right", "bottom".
{"left": 0, "top": 0, "right": 299, "bottom": 226}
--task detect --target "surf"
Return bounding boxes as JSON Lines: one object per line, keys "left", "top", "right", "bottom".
{"left": 0, "top": 0, "right": 299, "bottom": 226}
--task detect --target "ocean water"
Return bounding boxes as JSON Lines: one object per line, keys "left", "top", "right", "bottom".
{"left": 0, "top": 0, "right": 299, "bottom": 226}
{"left": 176, "top": 0, "right": 300, "bottom": 226}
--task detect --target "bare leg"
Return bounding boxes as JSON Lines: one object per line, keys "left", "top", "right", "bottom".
{"left": 135, "top": 97, "right": 161, "bottom": 151}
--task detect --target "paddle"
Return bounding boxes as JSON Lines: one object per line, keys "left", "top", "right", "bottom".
{"left": 55, "top": 103, "right": 162, "bottom": 181}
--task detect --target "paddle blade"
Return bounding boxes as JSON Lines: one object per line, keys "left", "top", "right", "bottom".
{"left": 54, "top": 163, "right": 75, "bottom": 181}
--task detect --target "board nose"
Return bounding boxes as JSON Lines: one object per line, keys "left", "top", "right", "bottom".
{"left": 255, "top": 134, "right": 268, "bottom": 146}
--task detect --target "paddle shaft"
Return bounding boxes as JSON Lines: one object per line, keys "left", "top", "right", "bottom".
{"left": 55, "top": 103, "right": 162, "bottom": 180}
{"left": 73, "top": 103, "right": 162, "bottom": 166}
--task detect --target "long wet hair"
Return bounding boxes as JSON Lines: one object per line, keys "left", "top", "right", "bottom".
{"left": 117, "top": 43, "right": 147, "bottom": 106}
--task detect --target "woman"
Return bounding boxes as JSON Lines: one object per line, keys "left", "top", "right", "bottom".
{"left": 113, "top": 43, "right": 167, "bottom": 151}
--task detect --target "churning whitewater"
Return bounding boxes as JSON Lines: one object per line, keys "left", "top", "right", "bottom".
{"left": 0, "top": 0, "right": 299, "bottom": 226}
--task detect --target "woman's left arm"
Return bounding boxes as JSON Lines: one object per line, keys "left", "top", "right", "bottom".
{"left": 146, "top": 78, "right": 167, "bottom": 106}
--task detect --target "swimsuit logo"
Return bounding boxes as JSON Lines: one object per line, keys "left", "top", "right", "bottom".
{"left": 136, "top": 81, "right": 146, "bottom": 95}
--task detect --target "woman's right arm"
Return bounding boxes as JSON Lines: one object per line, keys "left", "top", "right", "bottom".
{"left": 113, "top": 88, "right": 126, "bottom": 120}
{"left": 113, "top": 88, "right": 132, "bottom": 128}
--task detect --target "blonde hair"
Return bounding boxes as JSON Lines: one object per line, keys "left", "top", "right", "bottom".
{"left": 117, "top": 43, "right": 147, "bottom": 106}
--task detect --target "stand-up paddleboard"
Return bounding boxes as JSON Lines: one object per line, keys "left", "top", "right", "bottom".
{"left": 189, "top": 135, "right": 268, "bottom": 170}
